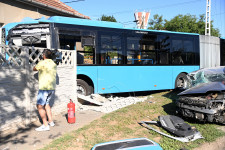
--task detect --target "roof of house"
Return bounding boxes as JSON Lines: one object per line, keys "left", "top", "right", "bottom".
{"left": 16, "top": 0, "right": 90, "bottom": 19}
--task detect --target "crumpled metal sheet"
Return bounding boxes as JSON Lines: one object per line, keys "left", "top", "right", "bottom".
{"left": 179, "top": 82, "right": 225, "bottom": 95}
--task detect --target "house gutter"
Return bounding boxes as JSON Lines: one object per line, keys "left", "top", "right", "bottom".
{"left": 14, "top": 0, "right": 89, "bottom": 19}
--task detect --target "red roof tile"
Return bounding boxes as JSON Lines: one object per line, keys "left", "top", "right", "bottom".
{"left": 33, "top": 0, "right": 89, "bottom": 19}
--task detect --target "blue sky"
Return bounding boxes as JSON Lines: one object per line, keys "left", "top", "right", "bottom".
{"left": 61, "top": 0, "right": 225, "bottom": 37}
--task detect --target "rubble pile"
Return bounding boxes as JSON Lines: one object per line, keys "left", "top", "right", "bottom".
{"left": 77, "top": 94, "right": 146, "bottom": 113}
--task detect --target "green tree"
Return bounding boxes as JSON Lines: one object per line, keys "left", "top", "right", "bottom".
{"left": 196, "top": 14, "right": 206, "bottom": 35}
{"left": 148, "top": 14, "right": 165, "bottom": 30}
{"left": 99, "top": 15, "right": 117, "bottom": 22}
{"left": 164, "top": 14, "right": 198, "bottom": 33}
{"left": 148, "top": 14, "right": 221, "bottom": 37}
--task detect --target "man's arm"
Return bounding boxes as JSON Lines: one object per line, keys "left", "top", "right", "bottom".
{"left": 33, "top": 66, "right": 38, "bottom": 71}
{"left": 33, "top": 59, "right": 43, "bottom": 71}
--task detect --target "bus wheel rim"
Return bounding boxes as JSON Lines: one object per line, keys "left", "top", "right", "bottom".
{"left": 77, "top": 85, "right": 86, "bottom": 95}
{"left": 177, "top": 77, "right": 187, "bottom": 89}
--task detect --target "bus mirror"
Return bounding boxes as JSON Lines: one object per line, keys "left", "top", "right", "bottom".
{"left": 81, "top": 36, "right": 95, "bottom": 47}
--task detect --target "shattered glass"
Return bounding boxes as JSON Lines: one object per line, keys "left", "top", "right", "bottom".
{"left": 187, "top": 66, "right": 225, "bottom": 88}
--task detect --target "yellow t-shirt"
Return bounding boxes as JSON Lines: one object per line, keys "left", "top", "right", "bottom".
{"left": 35, "top": 59, "right": 57, "bottom": 90}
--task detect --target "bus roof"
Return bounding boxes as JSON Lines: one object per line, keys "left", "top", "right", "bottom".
{"left": 49, "top": 16, "right": 124, "bottom": 29}
{"left": 50, "top": 16, "right": 199, "bottom": 35}
{"left": 3, "top": 17, "right": 53, "bottom": 37}
{"left": 4, "top": 16, "right": 199, "bottom": 36}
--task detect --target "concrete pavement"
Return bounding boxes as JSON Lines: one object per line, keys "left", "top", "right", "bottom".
{"left": 0, "top": 110, "right": 104, "bottom": 150}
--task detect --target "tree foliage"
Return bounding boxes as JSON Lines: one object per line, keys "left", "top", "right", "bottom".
{"left": 148, "top": 14, "right": 165, "bottom": 30}
{"left": 99, "top": 15, "right": 117, "bottom": 22}
{"left": 148, "top": 14, "right": 221, "bottom": 37}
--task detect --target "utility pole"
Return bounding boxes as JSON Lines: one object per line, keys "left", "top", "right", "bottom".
{"left": 205, "top": 0, "right": 211, "bottom": 36}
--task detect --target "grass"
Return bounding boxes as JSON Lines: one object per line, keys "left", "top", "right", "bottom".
{"left": 41, "top": 90, "right": 225, "bottom": 150}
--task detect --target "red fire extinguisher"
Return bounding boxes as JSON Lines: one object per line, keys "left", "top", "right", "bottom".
{"left": 67, "top": 99, "right": 75, "bottom": 124}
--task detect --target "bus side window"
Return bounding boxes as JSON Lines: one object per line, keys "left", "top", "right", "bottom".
{"left": 126, "top": 34, "right": 157, "bottom": 65}
{"left": 171, "top": 37, "right": 196, "bottom": 65}
{"left": 77, "top": 43, "right": 94, "bottom": 64}
{"left": 172, "top": 51, "right": 184, "bottom": 64}
{"left": 158, "top": 51, "right": 169, "bottom": 64}
{"left": 77, "top": 52, "right": 84, "bottom": 64}
{"left": 106, "top": 55, "right": 111, "bottom": 64}
{"left": 221, "top": 39, "right": 225, "bottom": 65}
{"left": 99, "top": 34, "right": 123, "bottom": 65}
{"left": 59, "top": 34, "right": 75, "bottom": 50}
{"left": 80, "top": 36, "right": 95, "bottom": 64}
{"left": 157, "top": 35, "right": 170, "bottom": 65}
{"left": 76, "top": 42, "right": 84, "bottom": 64}
{"left": 183, "top": 39, "right": 195, "bottom": 65}
{"left": 171, "top": 39, "right": 184, "bottom": 65}
{"left": 127, "top": 37, "right": 140, "bottom": 64}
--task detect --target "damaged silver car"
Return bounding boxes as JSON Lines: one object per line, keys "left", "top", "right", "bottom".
{"left": 176, "top": 66, "right": 225, "bottom": 124}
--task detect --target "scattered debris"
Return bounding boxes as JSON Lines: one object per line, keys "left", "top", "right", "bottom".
{"left": 91, "top": 137, "right": 163, "bottom": 150}
{"left": 77, "top": 94, "right": 146, "bottom": 113}
{"left": 139, "top": 115, "right": 203, "bottom": 143}
{"left": 78, "top": 94, "right": 107, "bottom": 106}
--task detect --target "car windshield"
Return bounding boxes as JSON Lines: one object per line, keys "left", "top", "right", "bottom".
{"left": 187, "top": 66, "right": 225, "bottom": 88}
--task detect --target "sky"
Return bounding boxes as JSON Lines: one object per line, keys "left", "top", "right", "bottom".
{"left": 61, "top": 0, "right": 225, "bottom": 37}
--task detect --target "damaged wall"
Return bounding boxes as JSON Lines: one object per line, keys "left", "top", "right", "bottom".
{"left": 0, "top": 46, "right": 77, "bottom": 134}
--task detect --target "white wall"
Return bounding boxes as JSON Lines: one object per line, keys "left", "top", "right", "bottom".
{"left": 200, "top": 35, "right": 220, "bottom": 68}
{"left": 0, "top": 46, "right": 77, "bottom": 134}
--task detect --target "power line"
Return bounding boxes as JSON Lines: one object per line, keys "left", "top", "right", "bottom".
{"left": 64, "top": 0, "right": 85, "bottom": 3}
{"left": 121, "top": 11, "right": 225, "bottom": 25}
{"left": 121, "top": 10, "right": 225, "bottom": 28}
{"left": 92, "top": 0, "right": 204, "bottom": 17}
{"left": 211, "top": 12, "right": 225, "bottom": 16}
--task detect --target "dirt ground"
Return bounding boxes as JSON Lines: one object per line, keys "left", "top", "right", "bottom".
{"left": 193, "top": 126, "right": 225, "bottom": 150}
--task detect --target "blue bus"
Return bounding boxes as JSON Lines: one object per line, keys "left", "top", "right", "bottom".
{"left": 2, "top": 16, "right": 201, "bottom": 95}
{"left": 221, "top": 37, "right": 225, "bottom": 66}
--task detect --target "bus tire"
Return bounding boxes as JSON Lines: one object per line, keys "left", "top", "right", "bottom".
{"left": 175, "top": 73, "right": 188, "bottom": 90}
{"left": 77, "top": 79, "right": 93, "bottom": 95}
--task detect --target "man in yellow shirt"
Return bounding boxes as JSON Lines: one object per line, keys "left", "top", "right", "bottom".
{"left": 33, "top": 49, "right": 57, "bottom": 131}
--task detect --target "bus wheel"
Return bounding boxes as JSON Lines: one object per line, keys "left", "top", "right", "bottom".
{"left": 175, "top": 73, "right": 188, "bottom": 90}
{"left": 77, "top": 79, "right": 93, "bottom": 96}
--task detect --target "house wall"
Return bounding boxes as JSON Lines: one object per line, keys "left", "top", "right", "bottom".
{"left": 0, "top": 46, "right": 77, "bottom": 134}
{"left": 0, "top": 0, "right": 64, "bottom": 26}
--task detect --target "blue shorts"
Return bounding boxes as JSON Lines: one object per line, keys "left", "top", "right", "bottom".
{"left": 37, "top": 90, "right": 55, "bottom": 106}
